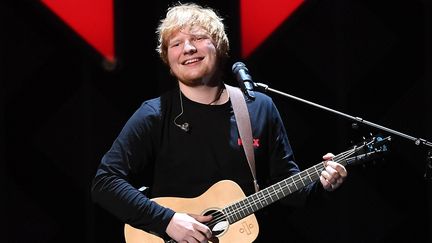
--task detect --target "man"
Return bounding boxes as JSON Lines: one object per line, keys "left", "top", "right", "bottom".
{"left": 91, "top": 3, "right": 347, "bottom": 242}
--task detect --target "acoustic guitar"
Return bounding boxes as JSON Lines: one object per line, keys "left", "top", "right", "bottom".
{"left": 124, "top": 136, "right": 390, "bottom": 243}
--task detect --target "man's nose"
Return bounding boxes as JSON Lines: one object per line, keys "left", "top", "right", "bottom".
{"left": 183, "top": 40, "right": 197, "bottom": 54}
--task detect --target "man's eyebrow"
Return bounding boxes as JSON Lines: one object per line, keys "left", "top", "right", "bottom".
{"left": 168, "top": 36, "right": 182, "bottom": 45}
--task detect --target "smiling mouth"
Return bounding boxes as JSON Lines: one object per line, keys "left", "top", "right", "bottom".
{"left": 183, "top": 57, "right": 204, "bottom": 65}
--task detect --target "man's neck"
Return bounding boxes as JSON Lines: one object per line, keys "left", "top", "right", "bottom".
{"left": 178, "top": 82, "right": 228, "bottom": 105}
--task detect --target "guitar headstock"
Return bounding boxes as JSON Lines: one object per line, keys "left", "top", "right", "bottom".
{"left": 344, "top": 135, "right": 391, "bottom": 166}
{"left": 364, "top": 135, "right": 390, "bottom": 152}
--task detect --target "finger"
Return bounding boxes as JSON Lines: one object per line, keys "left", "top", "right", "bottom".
{"left": 331, "top": 181, "right": 341, "bottom": 190}
{"left": 325, "top": 162, "right": 345, "bottom": 180}
{"left": 202, "top": 227, "right": 213, "bottom": 239}
{"left": 188, "top": 214, "right": 213, "bottom": 239}
{"left": 321, "top": 170, "right": 331, "bottom": 181}
{"left": 191, "top": 230, "right": 210, "bottom": 243}
{"left": 192, "top": 214, "right": 213, "bottom": 223}
{"left": 322, "top": 153, "right": 335, "bottom": 161}
{"left": 322, "top": 167, "right": 339, "bottom": 184}
{"left": 334, "top": 164, "right": 348, "bottom": 178}
{"left": 320, "top": 175, "right": 332, "bottom": 190}
{"left": 194, "top": 223, "right": 212, "bottom": 239}
{"left": 185, "top": 235, "right": 199, "bottom": 243}
{"left": 326, "top": 161, "right": 348, "bottom": 178}
{"left": 329, "top": 175, "right": 345, "bottom": 190}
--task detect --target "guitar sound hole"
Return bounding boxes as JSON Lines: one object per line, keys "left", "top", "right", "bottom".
{"left": 203, "top": 209, "right": 228, "bottom": 237}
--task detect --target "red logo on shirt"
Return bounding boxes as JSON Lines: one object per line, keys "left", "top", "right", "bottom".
{"left": 238, "top": 138, "right": 260, "bottom": 148}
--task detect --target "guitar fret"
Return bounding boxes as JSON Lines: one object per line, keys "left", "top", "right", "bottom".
{"left": 278, "top": 183, "right": 285, "bottom": 197}
{"left": 314, "top": 163, "right": 324, "bottom": 180}
{"left": 257, "top": 191, "right": 264, "bottom": 208}
{"left": 288, "top": 177, "right": 295, "bottom": 192}
{"left": 246, "top": 200, "right": 252, "bottom": 216}
{"left": 314, "top": 165, "right": 320, "bottom": 179}
{"left": 229, "top": 205, "right": 236, "bottom": 222}
{"left": 284, "top": 180, "right": 292, "bottom": 194}
{"left": 222, "top": 208, "right": 232, "bottom": 223}
{"left": 237, "top": 200, "right": 244, "bottom": 218}
{"left": 238, "top": 202, "right": 244, "bottom": 218}
{"left": 242, "top": 200, "right": 250, "bottom": 217}
{"left": 244, "top": 200, "right": 252, "bottom": 216}
{"left": 270, "top": 187, "right": 279, "bottom": 202}
{"left": 263, "top": 188, "right": 271, "bottom": 206}
{"left": 299, "top": 171, "right": 307, "bottom": 186}
{"left": 245, "top": 197, "right": 252, "bottom": 215}
{"left": 244, "top": 200, "right": 250, "bottom": 217}
{"left": 251, "top": 194, "right": 260, "bottom": 211}
{"left": 265, "top": 187, "right": 272, "bottom": 202}
{"left": 276, "top": 186, "right": 281, "bottom": 199}
{"left": 233, "top": 203, "right": 240, "bottom": 222}
{"left": 225, "top": 205, "right": 234, "bottom": 223}
{"left": 306, "top": 169, "right": 313, "bottom": 182}
{"left": 293, "top": 174, "right": 301, "bottom": 190}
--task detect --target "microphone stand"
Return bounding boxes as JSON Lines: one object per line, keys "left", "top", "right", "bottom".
{"left": 253, "top": 81, "right": 432, "bottom": 241}
{"left": 255, "top": 82, "right": 432, "bottom": 148}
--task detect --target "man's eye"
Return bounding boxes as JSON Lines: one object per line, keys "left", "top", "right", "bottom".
{"left": 194, "top": 36, "right": 206, "bottom": 41}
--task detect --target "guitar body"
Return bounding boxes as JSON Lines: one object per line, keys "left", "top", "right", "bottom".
{"left": 124, "top": 180, "right": 259, "bottom": 243}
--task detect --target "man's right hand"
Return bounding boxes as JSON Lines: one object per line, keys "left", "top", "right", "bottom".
{"left": 166, "top": 212, "right": 213, "bottom": 243}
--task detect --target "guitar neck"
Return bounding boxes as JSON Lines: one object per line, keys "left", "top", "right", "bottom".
{"left": 222, "top": 151, "right": 356, "bottom": 224}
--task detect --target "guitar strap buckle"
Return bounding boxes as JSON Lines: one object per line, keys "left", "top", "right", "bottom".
{"left": 254, "top": 180, "right": 260, "bottom": 192}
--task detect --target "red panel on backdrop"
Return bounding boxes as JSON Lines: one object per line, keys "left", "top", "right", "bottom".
{"left": 241, "top": 0, "right": 304, "bottom": 58}
{"left": 41, "top": 0, "right": 115, "bottom": 62}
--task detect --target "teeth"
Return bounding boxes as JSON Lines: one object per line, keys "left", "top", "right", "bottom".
{"left": 184, "top": 58, "right": 200, "bottom": 65}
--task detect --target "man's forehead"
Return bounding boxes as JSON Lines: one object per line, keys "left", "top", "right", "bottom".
{"left": 179, "top": 25, "right": 208, "bottom": 35}
{"left": 167, "top": 26, "right": 210, "bottom": 43}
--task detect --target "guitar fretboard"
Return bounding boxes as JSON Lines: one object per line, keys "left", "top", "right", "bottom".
{"left": 223, "top": 162, "right": 325, "bottom": 224}
{"left": 219, "top": 135, "right": 390, "bottom": 224}
{"left": 221, "top": 146, "right": 367, "bottom": 224}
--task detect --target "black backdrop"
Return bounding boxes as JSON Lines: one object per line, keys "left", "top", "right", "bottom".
{"left": 3, "top": 0, "right": 432, "bottom": 242}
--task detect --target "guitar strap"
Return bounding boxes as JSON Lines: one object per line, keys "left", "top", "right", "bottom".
{"left": 225, "top": 84, "right": 259, "bottom": 192}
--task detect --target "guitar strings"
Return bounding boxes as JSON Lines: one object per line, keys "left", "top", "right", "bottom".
{"left": 209, "top": 137, "right": 384, "bottom": 229}
{"left": 205, "top": 145, "right": 362, "bottom": 229}
{"left": 206, "top": 147, "right": 357, "bottom": 229}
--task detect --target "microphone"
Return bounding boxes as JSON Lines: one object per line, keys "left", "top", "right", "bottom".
{"left": 175, "top": 121, "right": 190, "bottom": 132}
{"left": 173, "top": 90, "right": 191, "bottom": 133}
{"left": 232, "top": 62, "right": 256, "bottom": 100}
